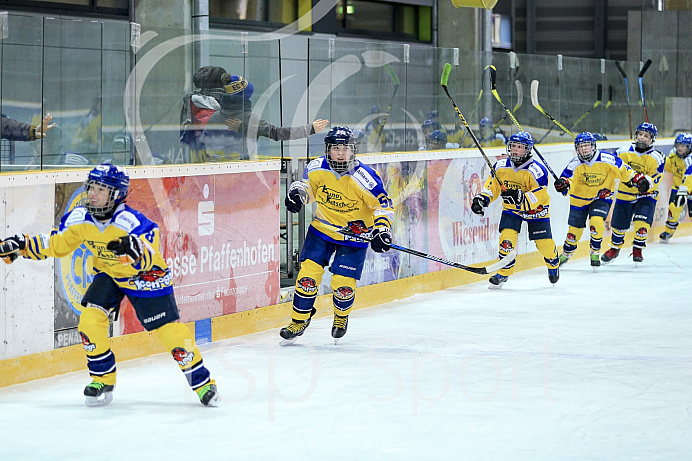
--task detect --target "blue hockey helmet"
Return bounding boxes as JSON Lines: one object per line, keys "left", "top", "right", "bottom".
{"left": 506, "top": 131, "right": 534, "bottom": 166}
{"left": 370, "top": 105, "right": 381, "bottom": 115}
{"left": 422, "top": 119, "right": 442, "bottom": 136}
{"left": 324, "top": 126, "right": 356, "bottom": 173}
{"left": 634, "top": 122, "right": 657, "bottom": 150}
{"left": 480, "top": 117, "right": 492, "bottom": 128}
{"left": 84, "top": 163, "right": 130, "bottom": 220}
{"left": 427, "top": 129, "right": 448, "bottom": 149}
{"left": 574, "top": 131, "right": 598, "bottom": 162}
{"left": 674, "top": 132, "right": 692, "bottom": 158}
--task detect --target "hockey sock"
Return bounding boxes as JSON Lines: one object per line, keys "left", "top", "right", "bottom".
{"left": 632, "top": 221, "right": 650, "bottom": 249}
{"left": 331, "top": 274, "right": 356, "bottom": 317}
{"left": 156, "top": 322, "right": 211, "bottom": 391}
{"left": 610, "top": 228, "right": 626, "bottom": 249}
{"left": 497, "top": 228, "right": 518, "bottom": 276}
{"left": 292, "top": 259, "right": 324, "bottom": 322}
{"left": 79, "top": 307, "right": 117, "bottom": 386}
{"left": 536, "top": 238, "right": 559, "bottom": 269}
{"left": 562, "top": 226, "right": 584, "bottom": 256}
{"left": 589, "top": 216, "right": 605, "bottom": 252}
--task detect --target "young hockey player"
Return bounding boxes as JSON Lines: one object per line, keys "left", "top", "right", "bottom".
{"left": 601, "top": 122, "right": 665, "bottom": 264}
{"left": 554, "top": 132, "right": 640, "bottom": 268}
{"left": 471, "top": 131, "right": 560, "bottom": 288}
{"left": 660, "top": 132, "right": 692, "bottom": 242}
{"left": 281, "top": 126, "right": 394, "bottom": 344}
{"left": 0, "top": 164, "right": 220, "bottom": 407}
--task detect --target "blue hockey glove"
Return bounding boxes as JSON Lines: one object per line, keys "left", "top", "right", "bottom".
{"left": 370, "top": 228, "right": 392, "bottom": 253}
{"left": 500, "top": 188, "right": 524, "bottom": 206}
{"left": 107, "top": 235, "right": 143, "bottom": 264}
{"left": 285, "top": 181, "right": 308, "bottom": 213}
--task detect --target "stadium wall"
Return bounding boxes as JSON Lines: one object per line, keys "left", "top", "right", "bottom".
{"left": 1, "top": 139, "right": 687, "bottom": 388}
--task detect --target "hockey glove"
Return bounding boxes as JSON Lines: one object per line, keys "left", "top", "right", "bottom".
{"left": 675, "top": 185, "right": 689, "bottom": 207}
{"left": 370, "top": 228, "right": 392, "bottom": 253}
{"left": 553, "top": 177, "right": 570, "bottom": 195}
{"left": 107, "top": 235, "right": 143, "bottom": 264}
{"left": 630, "top": 173, "right": 651, "bottom": 194}
{"left": 285, "top": 181, "right": 309, "bottom": 214}
{"left": 471, "top": 196, "right": 488, "bottom": 216}
{"left": 500, "top": 188, "right": 524, "bottom": 206}
{"left": 596, "top": 188, "right": 612, "bottom": 200}
{"left": 0, "top": 234, "right": 27, "bottom": 264}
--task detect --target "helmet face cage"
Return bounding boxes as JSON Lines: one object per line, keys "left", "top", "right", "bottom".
{"left": 635, "top": 122, "right": 657, "bottom": 149}
{"left": 82, "top": 164, "right": 129, "bottom": 219}
{"left": 506, "top": 132, "right": 534, "bottom": 166}
{"left": 575, "top": 132, "right": 597, "bottom": 162}
{"left": 674, "top": 133, "right": 692, "bottom": 158}
{"left": 324, "top": 126, "right": 356, "bottom": 173}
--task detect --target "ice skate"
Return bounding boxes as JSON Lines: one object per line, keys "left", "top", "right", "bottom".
{"left": 558, "top": 253, "right": 570, "bottom": 266}
{"left": 84, "top": 382, "right": 114, "bottom": 407}
{"left": 659, "top": 231, "right": 673, "bottom": 243}
{"left": 548, "top": 267, "right": 559, "bottom": 285}
{"left": 600, "top": 248, "right": 619, "bottom": 264}
{"left": 331, "top": 315, "right": 349, "bottom": 344}
{"left": 279, "top": 308, "right": 316, "bottom": 346}
{"left": 488, "top": 273, "right": 508, "bottom": 289}
{"left": 196, "top": 381, "right": 221, "bottom": 407}
{"left": 632, "top": 247, "right": 643, "bottom": 265}
{"left": 590, "top": 252, "right": 601, "bottom": 271}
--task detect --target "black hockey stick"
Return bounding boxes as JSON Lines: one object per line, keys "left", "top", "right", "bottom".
{"left": 373, "top": 63, "right": 400, "bottom": 151}
{"left": 638, "top": 59, "right": 653, "bottom": 123}
{"left": 440, "top": 63, "right": 506, "bottom": 191}
{"left": 614, "top": 61, "right": 633, "bottom": 138}
{"left": 568, "top": 84, "right": 602, "bottom": 133}
{"left": 336, "top": 224, "right": 516, "bottom": 275}
{"left": 489, "top": 67, "right": 559, "bottom": 181}
{"left": 530, "top": 80, "right": 576, "bottom": 139}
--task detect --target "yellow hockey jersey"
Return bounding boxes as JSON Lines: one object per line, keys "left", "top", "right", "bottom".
{"left": 301, "top": 157, "right": 394, "bottom": 247}
{"left": 615, "top": 145, "right": 665, "bottom": 202}
{"left": 664, "top": 148, "right": 692, "bottom": 189}
{"left": 559, "top": 151, "right": 637, "bottom": 208}
{"left": 479, "top": 157, "right": 551, "bottom": 221}
{"left": 22, "top": 203, "right": 172, "bottom": 297}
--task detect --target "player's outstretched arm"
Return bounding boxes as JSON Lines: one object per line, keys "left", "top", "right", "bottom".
{"left": 0, "top": 234, "right": 27, "bottom": 264}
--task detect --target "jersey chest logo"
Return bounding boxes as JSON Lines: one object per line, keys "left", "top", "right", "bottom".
{"left": 317, "top": 185, "right": 359, "bottom": 211}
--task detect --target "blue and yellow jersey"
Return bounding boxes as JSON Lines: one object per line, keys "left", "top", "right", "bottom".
{"left": 615, "top": 145, "right": 665, "bottom": 202}
{"left": 22, "top": 204, "right": 172, "bottom": 297}
{"left": 301, "top": 157, "right": 394, "bottom": 248}
{"left": 664, "top": 149, "right": 692, "bottom": 189}
{"left": 560, "top": 151, "right": 636, "bottom": 208}
{"left": 479, "top": 157, "right": 551, "bottom": 221}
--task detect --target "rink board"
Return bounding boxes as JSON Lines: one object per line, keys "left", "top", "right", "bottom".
{"left": 1, "top": 140, "right": 686, "bottom": 388}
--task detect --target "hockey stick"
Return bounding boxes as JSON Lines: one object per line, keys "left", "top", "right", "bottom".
{"left": 459, "top": 65, "right": 493, "bottom": 147}
{"left": 479, "top": 79, "right": 523, "bottom": 146}
{"left": 336, "top": 224, "right": 516, "bottom": 275}
{"left": 614, "top": 61, "right": 633, "bottom": 138}
{"left": 489, "top": 67, "right": 559, "bottom": 181}
{"left": 567, "top": 84, "right": 602, "bottom": 133}
{"left": 638, "top": 59, "right": 653, "bottom": 123}
{"left": 440, "top": 63, "right": 506, "bottom": 191}
{"left": 373, "top": 63, "right": 401, "bottom": 151}
{"left": 530, "top": 80, "right": 576, "bottom": 139}
{"left": 605, "top": 85, "right": 613, "bottom": 110}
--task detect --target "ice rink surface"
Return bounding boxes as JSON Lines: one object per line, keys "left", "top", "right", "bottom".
{"left": 2, "top": 237, "right": 692, "bottom": 460}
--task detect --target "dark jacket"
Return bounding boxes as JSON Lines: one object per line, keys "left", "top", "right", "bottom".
{"left": 1, "top": 116, "right": 36, "bottom": 142}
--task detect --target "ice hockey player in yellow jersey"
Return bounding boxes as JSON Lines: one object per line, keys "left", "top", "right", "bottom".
{"left": 281, "top": 126, "right": 395, "bottom": 344}
{"left": 553, "top": 132, "right": 639, "bottom": 268}
{"left": 601, "top": 122, "right": 665, "bottom": 264}
{"left": 660, "top": 133, "right": 692, "bottom": 242}
{"left": 471, "top": 131, "right": 559, "bottom": 289}
{"left": 0, "top": 164, "right": 220, "bottom": 407}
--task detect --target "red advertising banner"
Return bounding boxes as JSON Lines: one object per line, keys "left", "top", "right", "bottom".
{"left": 121, "top": 170, "right": 280, "bottom": 334}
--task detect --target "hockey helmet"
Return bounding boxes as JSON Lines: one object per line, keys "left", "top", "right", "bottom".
{"left": 324, "top": 126, "right": 357, "bottom": 173}
{"left": 427, "top": 130, "right": 448, "bottom": 149}
{"left": 83, "top": 163, "right": 130, "bottom": 220}
{"left": 506, "top": 131, "right": 534, "bottom": 166}
{"left": 574, "top": 132, "right": 598, "bottom": 162}
{"left": 634, "top": 122, "right": 657, "bottom": 150}
{"left": 674, "top": 133, "right": 692, "bottom": 158}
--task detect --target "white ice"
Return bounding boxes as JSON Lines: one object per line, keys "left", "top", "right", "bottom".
{"left": 2, "top": 238, "right": 692, "bottom": 460}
